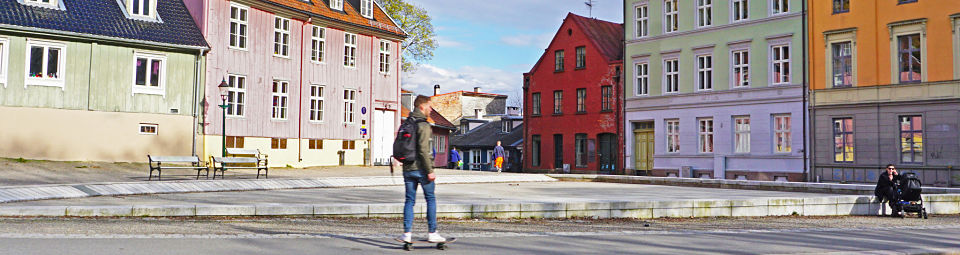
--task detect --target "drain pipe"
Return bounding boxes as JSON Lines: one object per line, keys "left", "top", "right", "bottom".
{"left": 298, "top": 17, "right": 312, "bottom": 163}
{"left": 192, "top": 49, "right": 206, "bottom": 156}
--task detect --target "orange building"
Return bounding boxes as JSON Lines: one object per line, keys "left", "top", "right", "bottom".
{"left": 808, "top": 0, "right": 960, "bottom": 186}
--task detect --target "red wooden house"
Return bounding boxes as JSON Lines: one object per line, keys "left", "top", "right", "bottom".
{"left": 523, "top": 13, "right": 623, "bottom": 174}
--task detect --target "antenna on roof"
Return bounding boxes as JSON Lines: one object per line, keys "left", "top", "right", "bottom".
{"left": 584, "top": 0, "right": 594, "bottom": 18}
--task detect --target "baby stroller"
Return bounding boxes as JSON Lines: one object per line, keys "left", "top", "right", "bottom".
{"left": 895, "top": 172, "right": 928, "bottom": 219}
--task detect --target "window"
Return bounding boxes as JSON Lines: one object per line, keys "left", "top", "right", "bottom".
{"left": 897, "top": 34, "right": 922, "bottom": 83}
{"left": 343, "top": 89, "right": 356, "bottom": 123}
{"left": 272, "top": 80, "right": 289, "bottom": 120}
{"left": 601, "top": 86, "right": 613, "bottom": 111}
{"left": 666, "top": 120, "right": 680, "bottom": 153}
{"left": 271, "top": 138, "right": 288, "bottom": 149}
{"left": 274, "top": 17, "right": 290, "bottom": 57}
{"left": 472, "top": 149, "right": 482, "bottom": 164}
{"left": 771, "top": 0, "right": 788, "bottom": 15}
{"left": 433, "top": 135, "right": 447, "bottom": 152}
{"left": 0, "top": 38, "right": 6, "bottom": 85}
{"left": 635, "top": 4, "right": 648, "bottom": 38}
{"left": 139, "top": 123, "right": 158, "bottom": 135}
{"left": 531, "top": 92, "right": 541, "bottom": 115}
{"left": 25, "top": 40, "right": 65, "bottom": 87}
{"left": 24, "top": 0, "right": 58, "bottom": 7}
{"left": 460, "top": 123, "right": 469, "bottom": 134}
{"left": 127, "top": 0, "right": 156, "bottom": 19}
{"left": 575, "top": 46, "right": 586, "bottom": 69}
{"left": 132, "top": 53, "right": 165, "bottom": 95}
{"left": 343, "top": 140, "right": 356, "bottom": 150}
{"left": 554, "top": 134, "right": 563, "bottom": 167}
{"left": 696, "top": 0, "right": 712, "bottom": 27}
{"left": 833, "top": 118, "right": 854, "bottom": 162}
{"left": 832, "top": 42, "right": 852, "bottom": 87}
{"left": 344, "top": 33, "right": 357, "bottom": 67}
{"left": 553, "top": 90, "right": 563, "bottom": 114}
{"left": 732, "top": 50, "right": 749, "bottom": 87}
{"left": 833, "top": 0, "right": 849, "bottom": 13}
{"left": 771, "top": 45, "right": 790, "bottom": 85}
{"left": 576, "top": 88, "right": 586, "bottom": 113}
{"left": 734, "top": 117, "right": 750, "bottom": 153}
{"left": 309, "top": 139, "right": 324, "bottom": 150}
{"left": 474, "top": 109, "right": 483, "bottom": 118}
{"left": 774, "top": 115, "right": 791, "bottom": 153}
{"left": 229, "top": 4, "right": 248, "bottom": 49}
{"left": 698, "top": 118, "right": 714, "bottom": 153}
{"left": 554, "top": 50, "right": 564, "bottom": 72}
{"left": 501, "top": 121, "right": 511, "bottom": 133}
{"left": 532, "top": 135, "right": 541, "bottom": 166}
{"left": 226, "top": 136, "right": 244, "bottom": 148}
{"left": 575, "top": 134, "right": 587, "bottom": 167}
{"left": 664, "top": 0, "right": 678, "bottom": 33}
{"left": 898, "top": 0, "right": 917, "bottom": 4}
{"left": 379, "top": 40, "right": 391, "bottom": 74}
{"left": 329, "top": 0, "right": 343, "bottom": 11}
{"left": 360, "top": 0, "right": 373, "bottom": 18}
{"left": 311, "top": 26, "right": 325, "bottom": 62}
{"left": 636, "top": 62, "right": 648, "bottom": 95}
{"left": 899, "top": 116, "right": 923, "bottom": 163}
{"left": 309, "top": 85, "right": 324, "bottom": 122}
{"left": 697, "top": 55, "right": 713, "bottom": 90}
{"left": 226, "top": 75, "right": 246, "bottom": 117}
{"left": 664, "top": 58, "right": 679, "bottom": 93}
{"left": 732, "top": 0, "right": 748, "bottom": 22}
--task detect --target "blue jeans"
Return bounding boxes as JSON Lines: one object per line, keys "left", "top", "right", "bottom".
{"left": 403, "top": 170, "right": 437, "bottom": 233}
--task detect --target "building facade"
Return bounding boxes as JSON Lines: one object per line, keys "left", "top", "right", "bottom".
{"left": 809, "top": 0, "right": 960, "bottom": 186}
{"left": 184, "top": 0, "right": 406, "bottom": 167}
{"left": 0, "top": 0, "right": 208, "bottom": 162}
{"left": 431, "top": 87, "right": 508, "bottom": 133}
{"left": 623, "top": 0, "right": 805, "bottom": 181}
{"left": 523, "top": 13, "right": 623, "bottom": 174}
{"left": 400, "top": 91, "right": 456, "bottom": 168}
{"left": 452, "top": 117, "right": 523, "bottom": 172}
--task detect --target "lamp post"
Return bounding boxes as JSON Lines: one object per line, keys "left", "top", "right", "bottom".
{"left": 218, "top": 78, "right": 230, "bottom": 157}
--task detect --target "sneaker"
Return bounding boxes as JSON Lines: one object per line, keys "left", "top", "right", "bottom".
{"left": 427, "top": 232, "right": 446, "bottom": 243}
{"left": 397, "top": 232, "right": 412, "bottom": 243}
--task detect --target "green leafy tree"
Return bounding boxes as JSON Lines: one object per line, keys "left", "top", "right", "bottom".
{"left": 379, "top": 0, "right": 437, "bottom": 72}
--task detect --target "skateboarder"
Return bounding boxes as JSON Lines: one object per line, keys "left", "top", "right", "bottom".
{"left": 493, "top": 141, "right": 505, "bottom": 173}
{"left": 398, "top": 96, "right": 446, "bottom": 243}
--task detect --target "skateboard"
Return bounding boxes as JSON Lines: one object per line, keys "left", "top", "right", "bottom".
{"left": 394, "top": 237, "right": 457, "bottom": 251}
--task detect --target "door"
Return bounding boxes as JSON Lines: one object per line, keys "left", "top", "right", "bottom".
{"left": 633, "top": 128, "right": 654, "bottom": 175}
{"left": 372, "top": 110, "right": 395, "bottom": 165}
{"left": 553, "top": 134, "right": 563, "bottom": 169}
{"left": 597, "top": 133, "right": 617, "bottom": 174}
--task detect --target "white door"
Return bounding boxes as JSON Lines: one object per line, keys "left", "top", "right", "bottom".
{"left": 373, "top": 110, "right": 396, "bottom": 165}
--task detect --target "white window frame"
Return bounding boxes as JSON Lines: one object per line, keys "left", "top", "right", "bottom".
{"left": 734, "top": 116, "right": 750, "bottom": 153}
{"left": 663, "top": 0, "right": 679, "bottom": 33}
{"left": 770, "top": 44, "right": 791, "bottom": 85}
{"left": 731, "top": 0, "right": 749, "bottom": 22}
{"left": 126, "top": 0, "right": 156, "bottom": 19}
{"left": 272, "top": 80, "right": 289, "bottom": 120}
{"left": 311, "top": 26, "right": 325, "bottom": 63}
{"left": 502, "top": 121, "right": 511, "bottom": 133}
{"left": 773, "top": 114, "right": 792, "bottom": 153}
{"left": 472, "top": 149, "right": 482, "bottom": 164}
{"left": 226, "top": 74, "right": 246, "bottom": 117}
{"left": 273, "top": 16, "right": 291, "bottom": 58}
{"left": 636, "top": 62, "right": 649, "bottom": 96}
{"left": 696, "top": 0, "right": 713, "bottom": 28}
{"left": 229, "top": 3, "right": 249, "bottom": 50}
{"left": 379, "top": 40, "right": 391, "bottom": 74}
{"left": 360, "top": 0, "right": 374, "bottom": 19}
{"left": 731, "top": 50, "right": 750, "bottom": 88}
{"left": 0, "top": 38, "right": 8, "bottom": 87}
{"left": 23, "top": 0, "right": 60, "bottom": 8}
{"left": 309, "top": 84, "right": 324, "bottom": 122}
{"left": 771, "top": 0, "right": 789, "bottom": 15}
{"left": 138, "top": 123, "right": 158, "bottom": 135}
{"left": 24, "top": 40, "right": 66, "bottom": 88}
{"left": 663, "top": 58, "right": 679, "bottom": 93}
{"left": 635, "top": 4, "right": 649, "bottom": 38}
{"left": 344, "top": 32, "right": 357, "bottom": 68}
{"left": 330, "top": 0, "right": 343, "bottom": 11}
{"left": 666, "top": 119, "right": 680, "bottom": 153}
{"left": 698, "top": 118, "right": 714, "bottom": 153}
{"left": 433, "top": 135, "right": 446, "bottom": 152}
{"left": 696, "top": 54, "right": 713, "bottom": 91}
{"left": 131, "top": 52, "right": 166, "bottom": 96}
{"left": 343, "top": 89, "right": 356, "bottom": 124}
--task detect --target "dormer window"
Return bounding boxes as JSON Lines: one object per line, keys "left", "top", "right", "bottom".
{"left": 21, "top": 0, "right": 62, "bottom": 9}
{"left": 330, "top": 0, "right": 343, "bottom": 11}
{"left": 360, "top": 0, "right": 373, "bottom": 18}
{"left": 502, "top": 121, "right": 511, "bottom": 133}
{"left": 126, "top": 0, "right": 157, "bottom": 19}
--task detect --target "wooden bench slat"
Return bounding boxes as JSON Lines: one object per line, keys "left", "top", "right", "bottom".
{"left": 213, "top": 157, "right": 260, "bottom": 164}
{"left": 149, "top": 156, "right": 201, "bottom": 163}
{"left": 226, "top": 148, "right": 261, "bottom": 155}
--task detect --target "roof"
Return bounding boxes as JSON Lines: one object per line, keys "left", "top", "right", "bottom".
{"left": 0, "top": 0, "right": 208, "bottom": 49}
{"left": 432, "top": 90, "right": 508, "bottom": 99}
{"left": 401, "top": 89, "right": 414, "bottom": 94}
{"left": 400, "top": 106, "right": 456, "bottom": 129}
{"left": 450, "top": 120, "right": 524, "bottom": 149}
{"left": 260, "top": 0, "right": 406, "bottom": 38}
{"left": 527, "top": 13, "right": 623, "bottom": 74}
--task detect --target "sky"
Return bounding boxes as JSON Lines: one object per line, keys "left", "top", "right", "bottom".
{"left": 399, "top": 0, "right": 623, "bottom": 105}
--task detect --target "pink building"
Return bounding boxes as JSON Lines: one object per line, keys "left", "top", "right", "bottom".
{"left": 185, "top": 0, "right": 407, "bottom": 167}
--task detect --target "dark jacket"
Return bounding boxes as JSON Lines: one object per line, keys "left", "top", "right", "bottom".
{"left": 493, "top": 146, "right": 505, "bottom": 158}
{"left": 402, "top": 109, "right": 434, "bottom": 173}
{"left": 875, "top": 171, "right": 901, "bottom": 196}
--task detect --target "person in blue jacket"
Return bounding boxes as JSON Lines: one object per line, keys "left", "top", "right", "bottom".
{"left": 448, "top": 147, "right": 461, "bottom": 169}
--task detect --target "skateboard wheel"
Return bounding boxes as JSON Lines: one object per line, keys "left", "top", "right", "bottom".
{"left": 437, "top": 243, "right": 446, "bottom": 250}
{"left": 403, "top": 243, "right": 413, "bottom": 251}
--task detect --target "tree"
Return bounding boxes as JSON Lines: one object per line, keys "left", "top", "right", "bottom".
{"left": 379, "top": 0, "right": 437, "bottom": 72}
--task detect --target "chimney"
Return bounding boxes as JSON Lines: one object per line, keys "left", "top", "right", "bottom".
{"left": 433, "top": 84, "right": 440, "bottom": 96}
{"left": 473, "top": 87, "right": 481, "bottom": 93}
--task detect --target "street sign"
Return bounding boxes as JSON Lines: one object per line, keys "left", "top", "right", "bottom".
{"left": 361, "top": 107, "right": 367, "bottom": 114}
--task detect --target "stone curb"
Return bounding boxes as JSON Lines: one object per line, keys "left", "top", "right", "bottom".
{"left": 2, "top": 194, "right": 957, "bottom": 218}
{"left": 0, "top": 175, "right": 557, "bottom": 204}
{"left": 547, "top": 174, "right": 960, "bottom": 195}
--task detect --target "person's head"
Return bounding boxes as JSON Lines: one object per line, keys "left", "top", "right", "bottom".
{"left": 414, "top": 95, "right": 432, "bottom": 114}
{"left": 497, "top": 141, "right": 501, "bottom": 146}
{"left": 886, "top": 164, "right": 897, "bottom": 174}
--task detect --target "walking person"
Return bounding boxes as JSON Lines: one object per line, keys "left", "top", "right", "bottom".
{"left": 398, "top": 96, "right": 445, "bottom": 243}
{"left": 875, "top": 164, "right": 902, "bottom": 217}
{"left": 449, "top": 147, "right": 461, "bottom": 170}
{"left": 493, "top": 141, "right": 505, "bottom": 173}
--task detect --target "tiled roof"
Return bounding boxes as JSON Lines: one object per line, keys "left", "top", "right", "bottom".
{"left": 0, "top": 0, "right": 208, "bottom": 48}
{"left": 261, "top": 0, "right": 406, "bottom": 37}
{"left": 401, "top": 106, "right": 456, "bottom": 129}
{"left": 432, "top": 90, "right": 507, "bottom": 98}
{"left": 450, "top": 120, "right": 524, "bottom": 149}
{"left": 567, "top": 13, "right": 623, "bottom": 63}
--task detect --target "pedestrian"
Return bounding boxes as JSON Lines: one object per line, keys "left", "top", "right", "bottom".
{"left": 449, "top": 147, "right": 461, "bottom": 170}
{"left": 875, "top": 164, "right": 902, "bottom": 216}
{"left": 398, "top": 95, "right": 445, "bottom": 243}
{"left": 493, "top": 140, "right": 505, "bottom": 173}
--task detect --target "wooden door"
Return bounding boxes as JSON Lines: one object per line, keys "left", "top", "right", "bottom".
{"left": 634, "top": 130, "right": 654, "bottom": 174}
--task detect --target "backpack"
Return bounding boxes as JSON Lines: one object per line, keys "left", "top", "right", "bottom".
{"left": 392, "top": 117, "right": 424, "bottom": 164}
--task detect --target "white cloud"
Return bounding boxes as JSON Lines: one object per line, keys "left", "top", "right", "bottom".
{"left": 436, "top": 36, "right": 471, "bottom": 50}
{"left": 402, "top": 64, "right": 523, "bottom": 102}
{"left": 499, "top": 33, "right": 554, "bottom": 48}
{"left": 417, "top": 0, "right": 622, "bottom": 30}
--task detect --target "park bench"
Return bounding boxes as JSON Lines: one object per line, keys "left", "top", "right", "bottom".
{"left": 147, "top": 155, "right": 209, "bottom": 181}
{"left": 211, "top": 156, "right": 269, "bottom": 179}
{"left": 226, "top": 148, "right": 268, "bottom": 165}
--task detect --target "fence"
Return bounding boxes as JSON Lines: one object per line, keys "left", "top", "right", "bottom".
{"left": 812, "top": 164, "right": 957, "bottom": 187}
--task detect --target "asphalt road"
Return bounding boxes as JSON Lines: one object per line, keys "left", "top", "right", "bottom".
{"left": 0, "top": 216, "right": 957, "bottom": 254}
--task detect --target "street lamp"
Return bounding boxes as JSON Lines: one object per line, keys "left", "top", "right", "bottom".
{"left": 218, "top": 78, "right": 230, "bottom": 157}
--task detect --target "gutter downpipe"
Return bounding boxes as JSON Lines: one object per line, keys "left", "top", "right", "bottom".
{"left": 299, "top": 17, "right": 312, "bottom": 163}
{"left": 801, "top": 0, "right": 810, "bottom": 181}
{"left": 369, "top": 35, "right": 376, "bottom": 166}
{"left": 192, "top": 49, "right": 206, "bottom": 156}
